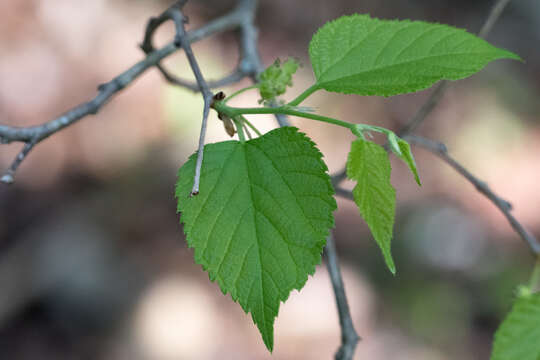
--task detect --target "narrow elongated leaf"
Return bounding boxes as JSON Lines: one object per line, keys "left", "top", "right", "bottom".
{"left": 491, "top": 292, "right": 540, "bottom": 360}
{"left": 176, "top": 127, "right": 336, "bottom": 351}
{"left": 395, "top": 137, "right": 421, "bottom": 186}
{"left": 347, "top": 139, "right": 396, "bottom": 273}
{"left": 309, "top": 14, "right": 520, "bottom": 96}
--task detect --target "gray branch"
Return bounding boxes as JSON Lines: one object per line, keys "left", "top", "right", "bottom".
{"left": 406, "top": 135, "right": 540, "bottom": 256}
{"left": 325, "top": 233, "right": 360, "bottom": 360}
{"left": 155, "top": 2, "right": 215, "bottom": 196}
{"left": 0, "top": 0, "right": 254, "bottom": 183}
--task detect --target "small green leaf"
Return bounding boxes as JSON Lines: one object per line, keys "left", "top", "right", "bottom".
{"left": 258, "top": 58, "right": 299, "bottom": 103}
{"left": 393, "top": 138, "right": 421, "bottom": 186}
{"left": 347, "top": 138, "right": 396, "bottom": 273}
{"left": 491, "top": 292, "right": 540, "bottom": 360}
{"left": 387, "top": 132, "right": 402, "bottom": 156}
{"left": 176, "top": 127, "right": 336, "bottom": 351}
{"left": 309, "top": 14, "right": 520, "bottom": 96}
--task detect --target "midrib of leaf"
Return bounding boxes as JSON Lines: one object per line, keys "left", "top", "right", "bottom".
{"left": 243, "top": 140, "right": 323, "bottom": 348}
{"left": 315, "top": 19, "right": 510, "bottom": 86}
{"left": 319, "top": 51, "right": 499, "bottom": 86}
{"left": 357, "top": 157, "right": 393, "bottom": 223}
{"left": 244, "top": 143, "right": 270, "bottom": 345}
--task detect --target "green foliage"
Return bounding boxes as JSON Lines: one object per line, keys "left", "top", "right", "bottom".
{"left": 346, "top": 138, "right": 396, "bottom": 273}
{"left": 309, "top": 14, "right": 520, "bottom": 96}
{"left": 491, "top": 292, "right": 540, "bottom": 360}
{"left": 390, "top": 135, "right": 421, "bottom": 185}
{"left": 258, "top": 58, "right": 299, "bottom": 103}
{"left": 176, "top": 127, "right": 336, "bottom": 351}
{"left": 177, "top": 12, "right": 524, "bottom": 354}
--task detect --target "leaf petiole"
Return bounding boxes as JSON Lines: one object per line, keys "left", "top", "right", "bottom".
{"left": 287, "top": 84, "right": 320, "bottom": 106}
{"left": 233, "top": 116, "right": 247, "bottom": 143}
{"left": 240, "top": 115, "right": 262, "bottom": 137}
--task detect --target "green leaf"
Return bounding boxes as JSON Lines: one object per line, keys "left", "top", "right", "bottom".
{"left": 491, "top": 292, "right": 540, "bottom": 360}
{"left": 393, "top": 137, "right": 421, "bottom": 186}
{"left": 258, "top": 58, "right": 299, "bottom": 103}
{"left": 309, "top": 14, "right": 520, "bottom": 96}
{"left": 347, "top": 138, "right": 396, "bottom": 273}
{"left": 176, "top": 127, "right": 336, "bottom": 351}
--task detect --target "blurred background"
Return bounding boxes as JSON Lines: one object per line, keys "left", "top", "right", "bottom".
{"left": 0, "top": 0, "right": 539, "bottom": 359}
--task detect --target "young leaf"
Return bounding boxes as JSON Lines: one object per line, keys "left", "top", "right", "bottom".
{"left": 347, "top": 139, "right": 396, "bottom": 273}
{"left": 258, "top": 58, "right": 299, "bottom": 103}
{"left": 309, "top": 14, "right": 520, "bottom": 96}
{"left": 176, "top": 127, "right": 336, "bottom": 351}
{"left": 491, "top": 292, "right": 540, "bottom": 360}
{"left": 390, "top": 135, "right": 421, "bottom": 186}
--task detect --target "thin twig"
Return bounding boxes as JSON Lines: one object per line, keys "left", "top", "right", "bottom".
{"left": 0, "top": 0, "right": 252, "bottom": 183}
{"left": 153, "top": 66, "right": 246, "bottom": 92}
{"left": 162, "top": 3, "right": 214, "bottom": 196}
{"left": 0, "top": 140, "right": 37, "bottom": 184}
{"left": 478, "top": 0, "right": 513, "bottom": 39}
{"left": 325, "top": 232, "right": 360, "bottom": 360}
{"left": 235, "top": 0, "right": 290, "bottom": 127}
{"left": 140, "top": 1, "right": 250, "bottom": 92}
{"left": 397, "top": 81, "right": 449, "bottom": 137}
{"left": 334, "top": 187, "right": 354, "bottom": 202}
{"left": 406, "top": 134, "right": 540, "bottom": 255}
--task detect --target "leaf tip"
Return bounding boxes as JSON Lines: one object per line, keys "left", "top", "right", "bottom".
{"left": 385, "top": 256, "right": 397, "bottom": 275}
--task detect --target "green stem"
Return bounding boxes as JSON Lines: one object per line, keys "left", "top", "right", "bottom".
{"left": 240, "top": 115, "right": 262, "bottom": 137}
{"left": 224, "top": 85, "right": 258, "bottom": 103}
{"left": 287, "top": 84, "right": 320, "bottom": 107}
{"left": 221, "top": 105, "right": 355, "bottom": 132}
{"left": 233, "top": 117, "right": 246, "bottom": 143}
{"left": 529, "top": 256, "right": 540, "bottom": 293}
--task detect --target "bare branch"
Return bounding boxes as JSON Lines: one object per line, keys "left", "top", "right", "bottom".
{"left": 478, "top": 0, "right": 513, "bottom": 39}
{"left": 158, "top": 3, "right": 214, "bottom": 196}
{"left": 236, "top": 0, "right": 291, "bottom": 127}
{"left": 140, "top": 1, "right": 251, "bottom": 92}
{"left": 325, "top": 233, "right": 360, "bottom": 360}
{"left": 0, "top": 0, "right": 253, "bottom": 184}
{"left": 334, "top": 187, "right": 354, "bottom": 202}
{"left": 397, "top": 81, "right": 449, "bottom": 137}
{"left": 0, "top": 140, "right": 37, "bottom": 184}
{"left": 406, "top": 134, "right": 540, "bottom": 256}
{"left": 151, "top": 66, "right": 246, "bottom": 92}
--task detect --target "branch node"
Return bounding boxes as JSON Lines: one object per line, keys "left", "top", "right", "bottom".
{"left": 174, "top": 36, "right": 182, "bottom": 48}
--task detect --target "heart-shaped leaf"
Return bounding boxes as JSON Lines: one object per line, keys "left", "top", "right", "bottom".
{"left": 176, "top": 127, "right": 336, "bottom": 351}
